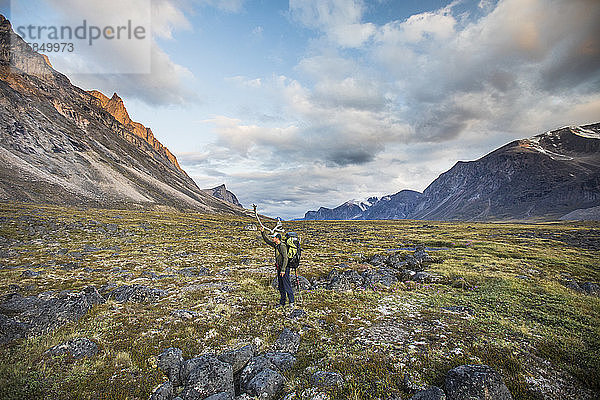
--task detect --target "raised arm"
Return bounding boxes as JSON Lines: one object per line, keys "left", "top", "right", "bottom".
{"left": 261, "top": 229, "right": 276, "bottom": 248}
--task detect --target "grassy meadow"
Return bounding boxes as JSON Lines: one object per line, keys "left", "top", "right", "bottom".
{"left": 0, "top": 202, "right": 598, "bottom": 399}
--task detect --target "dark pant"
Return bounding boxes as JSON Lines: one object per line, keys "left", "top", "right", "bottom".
{"left": 277, "top": 266, "right": 295, "bottom": 305}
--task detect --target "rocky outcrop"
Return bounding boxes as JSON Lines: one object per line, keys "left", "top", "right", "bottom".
{"left": 45, "top": 338, "right": 99, "bottom": 359}
{"left": 0, "top": 286, "right": 105, "bottom": 343}
{"left": 151, "top": 328, "right": 302, "bottom": 400}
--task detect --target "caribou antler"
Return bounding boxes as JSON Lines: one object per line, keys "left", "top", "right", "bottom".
{"left": 252, "top": 204, "right": 285, "bottom": 234}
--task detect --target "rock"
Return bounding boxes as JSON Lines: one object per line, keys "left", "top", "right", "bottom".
{"left": 177, "top": 267, "right": 210, "bottom": 278}
{"left": 362, "top": 268, "right": 398, "bottom": 288}
{"left": 400, "top": 269, "right": 417, "bottom": 281}
{"left": 21, "top": 269, "right": 42, "bottom": 277}
{"left": 0, "top": 313, "right": 29, "bottom": 343}
{"left": 263, "top": 352, "right": 297, "bottom": 371}
{"left": 0, "top": 286, "right": 104, "bottom": 343}
{"left": 410, "top": 386, "right": 446, "bottom": 400}
{"left": 180, "top": 355, "right": 234, "bottom": 400}
{"left": 171, "top": 310, "right": 200, "bottom": 320}
{"left": 218, "top": 344, "right": 255, "bottom": 374}
{"left": 325, "top": 268, "right": 364, "bottom": 291}
{"left": 288, "top": 308, "right": 308, "bottom": 320}
{"left": 239, "top": 356, "right": 276, "bottom": 392}
{"left": 445, "top": 365, "right": 513, "bottom": 400}
{"left": 46, "top": 337, "right": 98, "bottom": 359}
{"left": 272, "top": 328, "right": 301, "bottom": 354}
{"left": 246, "top": 368, "right": 285, "bottom": 400}
{"left": 158, "top": 347, "right": 183, "bottom": 387}
{"left": 310, "top": 371, "right": 344, "bottom": 388}
{"left": 579, "top": 282, "right": 600, "bottom": 296}
{"left": 149, "top": 381, "right": 173, "bottom": 400}
{"left": 108, "top": 285, "right": 167, "bottom": 303}
{"left": 204, "top": 393, "right": 234, "bottom": 400}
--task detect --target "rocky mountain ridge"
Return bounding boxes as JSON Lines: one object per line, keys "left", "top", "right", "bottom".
{"left": 202, "top": 184, "right": 242, "bottom": 207}
{"left": 303, "top": 124, "right": 600, "bottom": 221}
{"left": 0, "top": 15, "right": 243, "bottom": 214}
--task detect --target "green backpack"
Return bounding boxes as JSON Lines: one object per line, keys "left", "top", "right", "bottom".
{"left": 284, "top": 232, "right": 301, "bottom": 269}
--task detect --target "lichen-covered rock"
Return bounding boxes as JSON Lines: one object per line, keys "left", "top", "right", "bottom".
{"left": 108, "top": 284, "right": 167, "bottom": 303}
{"left": 310, "top": 371, "right": 344, "bottom": 388}
{"left": 362, "top": 268, "right": 398, "bottom": 288}
{"left": 180, "top": 355, "right": 234, "bottom": 400}
{"left": 0, "top": 286, "right": 105, "bottom": 343}
{"left": 272, "top": 328, "right": 301, "bottom": 354}
{"left": 158, "top": 347, "right": 184, "bottom": 387}
{"left": 170, "top": 310, "right": 200, "bottom": 320}
{"left": 46, "top": 337, "right": 98, "bottom": 359}
{"left": 246, "top": 368, "right": 284, "bottom": 400}
{"left": 218, "top": 344, "right": 255, "bottom": 374}
{"left": 410, "top": 386, "right": 446, "bottom": 400}
{"left": 239, "top": 356, "right": 276, "bottom": 392}
{"left": 263, "top": 352, "right": 297, "bottom": 371}
{"left": 325, "top": 268, "right": 364, "bottom": 291}
{"left": 203, "top": 392, "right": 234, "bottom": 400}
{"left": 149, "top": 381, "right": 173, "bottom": 400}
{"left": 445, "top": 365, "right": 512, "bottom": 400}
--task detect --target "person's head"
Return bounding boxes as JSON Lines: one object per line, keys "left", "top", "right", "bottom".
{"left": 273, "top": 233, "right": 282, "bottom": 244}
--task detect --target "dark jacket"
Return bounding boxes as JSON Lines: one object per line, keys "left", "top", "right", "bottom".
{"left": 261, "top": 231, "right": 288, "bottom": 271}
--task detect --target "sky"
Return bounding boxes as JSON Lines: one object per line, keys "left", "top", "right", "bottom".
{"left": 3, "top": 0, "right": 600, "bottom": 219}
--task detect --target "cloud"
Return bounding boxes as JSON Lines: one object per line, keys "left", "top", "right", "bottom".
{"left": 289, "top": 0, "right": 375, "bottom": 47}
{"left": 36, "top": 0, "right": 196, "bottom": 105}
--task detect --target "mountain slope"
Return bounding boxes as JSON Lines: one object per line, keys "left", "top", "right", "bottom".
{"left": 411, "top": 124, "right": 600, "bottom": 220}
{"left": 0, "top": 15, "right": 243, "bottom": 214}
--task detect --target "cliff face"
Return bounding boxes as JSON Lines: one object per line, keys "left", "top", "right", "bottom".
{"left": 0, "top": 15, "right": 243, "bottom": 214}
{"left": 87, "top": 90, "right": 182, "bottom": 171}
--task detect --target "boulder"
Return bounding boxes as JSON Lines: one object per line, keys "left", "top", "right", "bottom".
{"left": 46, "top": 337, "right": 98, "bottom": 359}
{"left": 362, "top": 268, "right": 398, "bottom": 288}
{"left": 180, "top": 355, "right": 234, "bottom": 399}
{"left": 272, "top": 328, "right": 301, "bottom": 354}
{"left": 325, "top": 268, "right": 364, "bottom": 291}
{"left": 263, "top": 352, "right": 297, "bottom": 371}
{"left": 246, "top": 368, "right": 285, "bottom": 400}
{"left": 218, "top": 344, "right": 255, "bottom": 374}
{"left": 177, "top": 267, "right": 210, "bottom": 278}
{"left": 239, "top": 356, "right": 276, "bottom": 392}
{"left": 288, "top": 309, "right": 308, "bottom": 320}
{"left": 310, "top": 371, "right": 344, "bottom": 388}
{"left": 0, "top": 286, "right": 104, "bottom": 342}
{"left": 158, "top": 347, "right": 184, "bottom": 387}
{"left": 445, "top": 365, "right": 513, "bottom": 400}
{"left": 580, "top": 282, "right": 600, "bottom": 296}
{"left": 410, "top": 386, "right": 446, "bottom": 400}
{"left": 149, "top": 381, "right": 173, "bottom": 400}
{"left": 108, "top": 285, "right": 167, "bottom": 303}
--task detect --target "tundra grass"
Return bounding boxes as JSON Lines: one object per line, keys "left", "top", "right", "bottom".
{"left": 0, "top": 202, "right": 598, "bottom": 399}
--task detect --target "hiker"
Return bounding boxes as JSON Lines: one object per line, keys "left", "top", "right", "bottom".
{"left": 260, "top": 226, "right": 294, "bottom": 307}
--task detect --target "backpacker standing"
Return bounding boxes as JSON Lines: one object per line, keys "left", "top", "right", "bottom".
{"left": 260, "top": 226, "right": 294, "bottom": 307}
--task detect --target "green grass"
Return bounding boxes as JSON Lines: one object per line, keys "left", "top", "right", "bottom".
{"left": 0, "top": 202, "right": 598, "bottom": 399}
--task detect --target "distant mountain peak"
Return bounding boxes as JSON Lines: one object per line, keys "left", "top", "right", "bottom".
{"left": 203, "top": 184, "right": 242, "bottom": 207}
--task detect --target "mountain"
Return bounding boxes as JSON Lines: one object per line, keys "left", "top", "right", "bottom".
{"left": 303, "top": 124, "right": 600, "bottom": 221}
{"left": 412, "top": 124, "right": 600, "bottom": 220}
{"left": 202, "top": 184, "right": 242, "bottom": 207}
{"left": 303, "top": 191, "right": 423, "bottom": 220}
{"left": 0, "top": 15, "right": 243, "bottom": 214}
